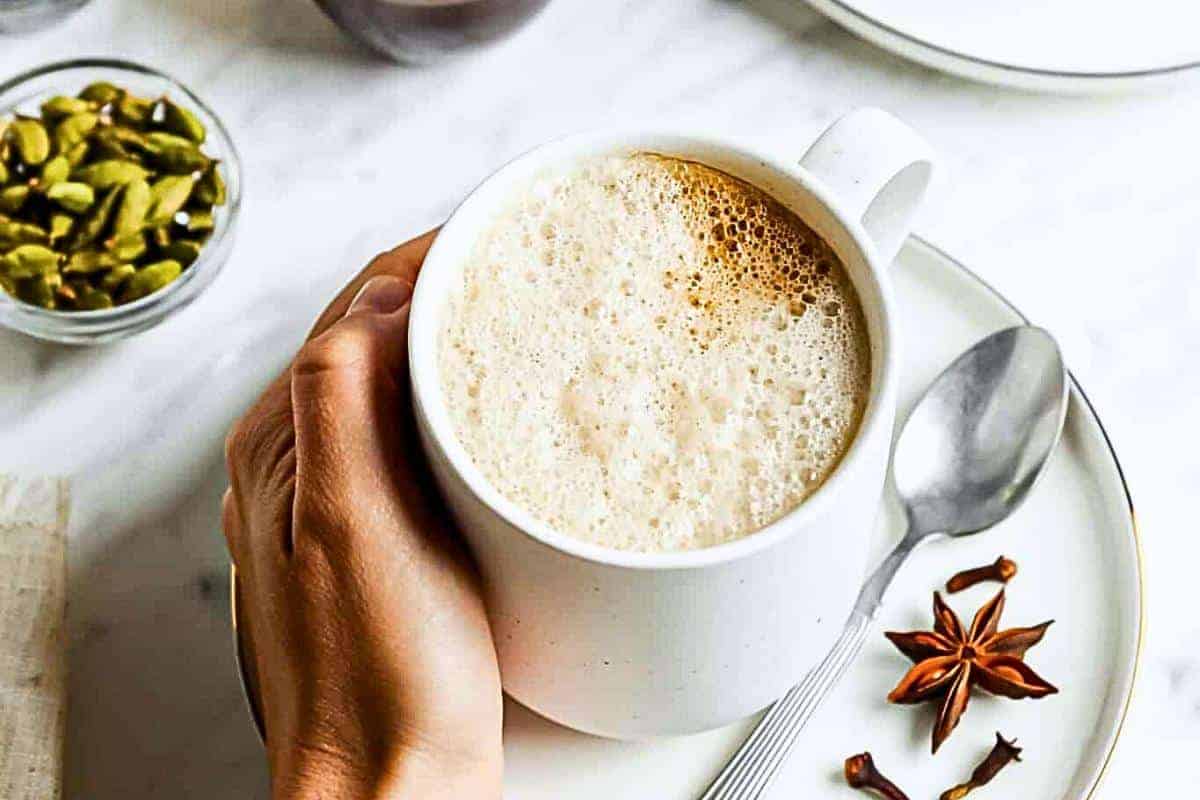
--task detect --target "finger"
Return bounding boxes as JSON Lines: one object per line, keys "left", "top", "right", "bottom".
{"left": 224, "top": 359, "right": 301, "bottom": 563}
{"left": 307, "top": 228, "right": 437, "bottom": 341}
{"left": 225, "top": 374, "right": 292, "bottom": 477}
{"left": 290, "top": 277, "right": 415, "bottom": 534}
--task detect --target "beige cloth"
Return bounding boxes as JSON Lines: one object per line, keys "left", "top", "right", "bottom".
{"left": 0, "top": 476, "right": 67, "bottom": 800}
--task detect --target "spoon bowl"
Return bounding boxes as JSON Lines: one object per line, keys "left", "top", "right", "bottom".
{"left": 893, "top": 325, "right": 1069, "bottom": 537}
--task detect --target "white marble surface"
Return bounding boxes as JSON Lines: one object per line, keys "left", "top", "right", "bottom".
{"left": 1, "top": 0, "right": 1197, "bottom": 796}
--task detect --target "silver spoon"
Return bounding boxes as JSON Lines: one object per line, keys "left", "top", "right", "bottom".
{"left": 700, "top": 325, "right": 1069, "bottom": 800}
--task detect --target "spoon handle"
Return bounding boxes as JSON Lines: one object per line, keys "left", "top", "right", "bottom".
{"left": 697, "top": 537, "right": 921, "bottom": 800}
{"left": 853, "top": 533, "right": 921, "bottom": 619}
{"left": 698, "top": 613, "right": 873, "bottom": 800}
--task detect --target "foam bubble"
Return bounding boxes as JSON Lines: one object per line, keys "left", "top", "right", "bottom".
{"left": 439, "top": 154, "right": 871, "bottom": 552}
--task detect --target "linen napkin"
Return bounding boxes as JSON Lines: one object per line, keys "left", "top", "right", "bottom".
{"left": 0, "top": 475, "right": 67, "bottom": 800}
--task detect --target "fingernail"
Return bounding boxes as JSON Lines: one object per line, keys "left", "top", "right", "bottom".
{"left": 347, "top": 276, "right": 413, "bottom": 316}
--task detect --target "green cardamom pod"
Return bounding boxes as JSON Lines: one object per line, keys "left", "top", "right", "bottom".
{"left": 147, "top": 175, "right": 195, "bottom": 225}
{"left": 89, "top": 133, "right": 130, "bottom": 161}
{"left": 114, "top": 94, "right": 155, "bottom": 127}
{"left": 0, "top": 273, "right": 15, "bottom": 297}
{"left": 0, "top": 244, "right": 62, "bottom": 278}
{"left": 99, "top": 263, "right": 136, "bottom": 293}
{"left": 0, "top": 160, "right": 7, "bottom": 185}
{"left": 39, "top": 155, "right": 71, "bottom": 188}
{"left": 119, "top": 259, "right": 181, "bottom": 303}
{"left": 9, "top": 118, "right": 51, "bottom": 165}
{"left": 0, "top": 220, "right": 50, "bottom": 247}
{"left": 76, "top": 287, "right": 114, "bottom": 310}
{"left": 160, "top": 239, "right": 202, "bottom": 267}
{"left": 68, "top": 186, "right": 121, "bottom": 250}
{"left": 72, "top": 160, "right": 150, "bottom": 190}
{"left": 48, "top": 213, "right": 73, "bottom": 244}
{"left": 185, "top": 209, "right": 215, "bottom": 235}
{"left": 107, "top": 232, "right": 148, "bottom": 262}
{"left": 41, "top": 95, "right": 95, "bottom": 119}
{"left": 65, "top": 140, "right": 90, "bottom": 167}
{"left": 0, "top": 185, "right": 30, "bottom": 214}
{"left": 143, "top": 132, "right": 209, "bottom": 174}
{"left": 144, "top": 131, "right": 195, "bottom": 150}
{"left": 108, "top": 125, "right": 148, "bottom": 148}
{"left": 193, "top": 163, "right": 227, "bottom": 206}
{"left": 161, "top": 97, "right": 207, "bottom": 143}
{"left": 78, "top": 82, "right": 123, "bottom": 105}
{"left": 111, "top": 178, "right": 152, "bottom": 239}
{"left": 53, "top": 111, "right": 99, "bottom": 154}
{"left": 90, "top": 127, "right": 140, "bottom": 161}
{"left": 46, "top": 181, "right": 95, "bottom": 214}
{"left": 64, "top": 249, "right": 120, "bottom": 274}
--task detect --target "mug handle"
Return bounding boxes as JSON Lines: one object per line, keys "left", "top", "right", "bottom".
{"left": 800, "top": 108, "right": 937, "bottom": 265}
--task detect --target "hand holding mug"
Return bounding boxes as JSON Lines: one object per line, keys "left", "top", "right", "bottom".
{"left": 222, "top": 232, "right": 504, "bottom": 800}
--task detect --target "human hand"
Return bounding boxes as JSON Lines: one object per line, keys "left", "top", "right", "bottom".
{"left": 223, "top": 231, "right": 503, "bottom": 800}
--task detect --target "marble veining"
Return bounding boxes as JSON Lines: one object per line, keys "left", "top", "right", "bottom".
{"left": 1, "top": 0, "right": 1197, "bottom": 796}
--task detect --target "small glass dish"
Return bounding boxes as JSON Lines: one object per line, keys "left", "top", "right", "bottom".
{"left": 0, "top": 59, "right": 242, "bottom": 345}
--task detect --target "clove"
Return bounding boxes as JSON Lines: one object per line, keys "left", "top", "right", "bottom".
{"left": 939, "top": 733, "right": 1023, "bottom": 800}
{"left": 945, "top": 556, "right": 1017, "bottom": 593}
{"left": 844, "top": 752, "right": 910, "bottom": 800}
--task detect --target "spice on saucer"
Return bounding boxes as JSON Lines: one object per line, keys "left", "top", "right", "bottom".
{"left": 884, "top": 590, "right": 1056, "bottom": 753}
{"left": 0, "top": 81, "right": 226, "bottom": 311}
{"left": 844, "top": 752, "right": 910, "bottom": 800}
{"left": 939, "top": 733, "right": 1022, "bottom": 800}
{"left": 946, "top": 556, "right": 1018, "bottom": 593}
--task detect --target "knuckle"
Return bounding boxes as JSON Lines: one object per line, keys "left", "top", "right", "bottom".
{"left": 294, "top": 321, "right": 376, "bottom": 380}
{"left": 224, "top": 374, "right": 290, "bottom": 475}
{"left": 225, "top": 401, "right": 295, "bottom": 481}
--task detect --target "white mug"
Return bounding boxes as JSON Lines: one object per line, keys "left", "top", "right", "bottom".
{"left": 408, "top": 109, "right": 936, "bottom": 738}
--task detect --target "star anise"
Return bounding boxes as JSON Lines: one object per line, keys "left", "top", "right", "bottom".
{"left": 885, "top": 589, "right": 1057, "bottom": 753}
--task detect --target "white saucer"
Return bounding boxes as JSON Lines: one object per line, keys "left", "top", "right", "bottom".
{"left": 234, "top": 237, "right": 1143, "bottom": 799}
{"left": 804, "top": 0, "right": 1200, "bottom": 91}
{"left": 500, "top": 237, "right": 1143, "bottom": 798}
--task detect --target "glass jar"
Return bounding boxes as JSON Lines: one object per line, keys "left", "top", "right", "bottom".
{"left": 0, "top": 59, "right": 243, "bottom": 344}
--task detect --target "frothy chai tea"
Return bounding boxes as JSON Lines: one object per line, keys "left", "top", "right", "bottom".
{"left": 439, "top": 154, "right": 871, "bottom": 552}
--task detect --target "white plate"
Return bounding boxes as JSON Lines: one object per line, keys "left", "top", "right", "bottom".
{"left": 235, "top": 237, "right": 1143, "bottom": 798}
{"left": 804, "top": 0, "right": 1200, "bottom": 92}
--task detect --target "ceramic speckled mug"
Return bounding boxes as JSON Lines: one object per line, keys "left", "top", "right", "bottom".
{"left": 408, "top": 109, "right": 936, "bottom": 738}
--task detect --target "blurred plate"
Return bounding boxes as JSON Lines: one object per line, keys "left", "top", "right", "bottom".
{"left": 805, "top": 0, "right": 1200, "bottom": 91}
{"left": 233, "top": 236, "right": 1143, "bottom": 798}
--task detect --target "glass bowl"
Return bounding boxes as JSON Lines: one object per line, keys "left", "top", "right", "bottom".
{"left": 0, "top": 59, "right": 242, "bottom": 344}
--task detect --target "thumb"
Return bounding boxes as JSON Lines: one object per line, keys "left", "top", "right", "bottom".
{"left": 290, "top": 276, "right": 414, "bottom": 513}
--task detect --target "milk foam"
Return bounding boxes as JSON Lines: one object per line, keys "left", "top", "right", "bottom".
{"left": 439, "top": 154, "right": 871, "bottom": 552}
